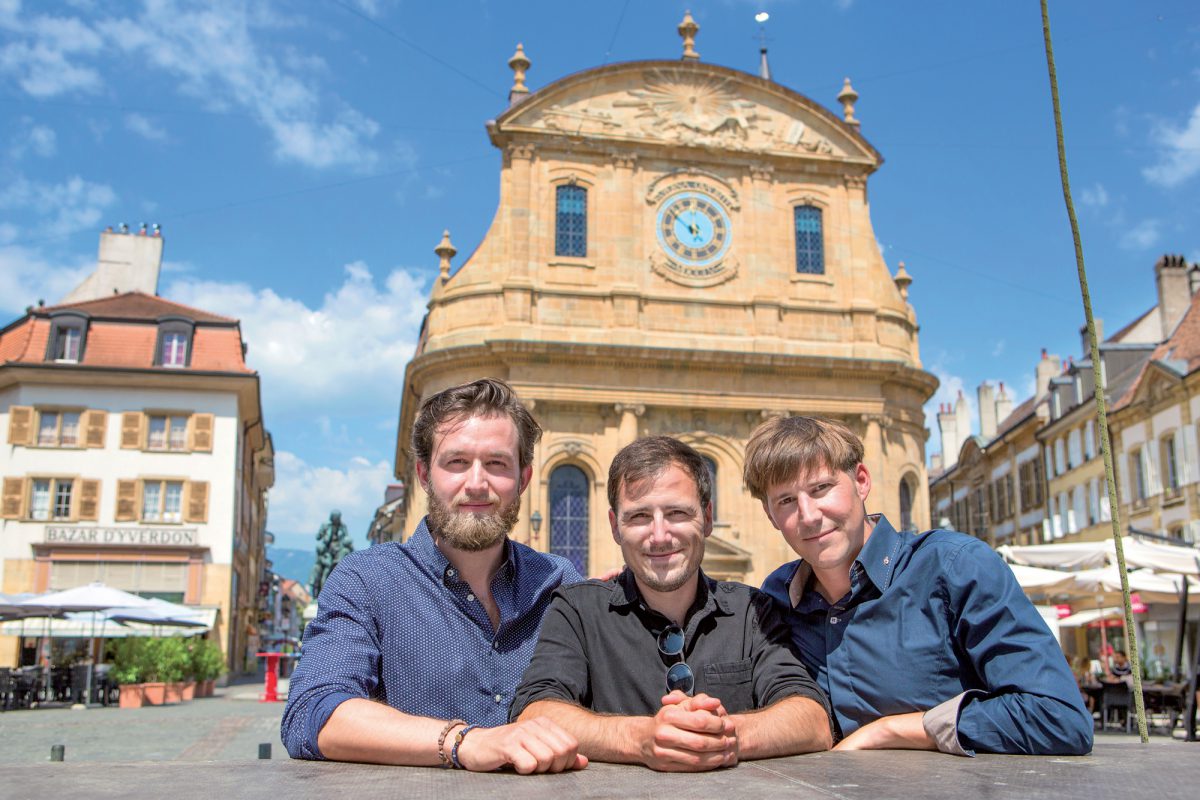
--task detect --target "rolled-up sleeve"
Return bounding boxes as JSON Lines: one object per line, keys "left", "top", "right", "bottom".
{"left": 748, "top": 594, "right": 830, "bottom": 716}
{"left": 280, "top": 555, "right": 382, "bottom": 760}
{"left": 508, "top": 591, "right": 591, "bottom": 721}
{"left": 942, "top": 540, "right": 1094, "bottom": 756}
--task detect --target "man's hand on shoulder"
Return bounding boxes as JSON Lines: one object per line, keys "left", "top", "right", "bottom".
{"left": 832, "top": 712, "right": 936, "bottom": 752}
{"left": 456, "top": 718, "right": 588, "bottom": 774}
{"left": 637, "top": 691, "right": 737, "bottom": 771}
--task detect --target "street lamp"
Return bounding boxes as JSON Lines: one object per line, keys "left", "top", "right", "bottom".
{"left": 530, "top": 510, "right": 543, "bottom": 540}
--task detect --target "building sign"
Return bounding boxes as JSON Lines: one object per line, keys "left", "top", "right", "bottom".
{"left": 44, "top": 526, "right": 200, "bottom": 547}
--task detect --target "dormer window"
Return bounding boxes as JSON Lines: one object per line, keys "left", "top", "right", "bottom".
{"left": 154, "top": 316, "right": 195, "bottom": 369}
{"left": 45, "top": 311, "right": 90, "bottom": 364}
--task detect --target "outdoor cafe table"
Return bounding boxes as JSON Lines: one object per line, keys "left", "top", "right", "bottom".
{"left": 1, "top": 741, "right": 1196, "bottom": 800}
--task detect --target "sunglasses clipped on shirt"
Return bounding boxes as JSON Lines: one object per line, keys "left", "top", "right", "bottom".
{"left": 657, "top": 623, "right": 695, "bottom": 696}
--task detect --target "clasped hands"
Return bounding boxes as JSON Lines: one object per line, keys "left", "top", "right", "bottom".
{"left": 637, "top": 690, "right": 738, "bottom": 772}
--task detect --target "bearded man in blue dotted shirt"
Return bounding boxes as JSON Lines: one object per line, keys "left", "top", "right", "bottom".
{"left": 282, "top": 378, "right": 586, "bottom": 773}
{"left": 746, "top": 415, "right": 1093, "bottom": 757}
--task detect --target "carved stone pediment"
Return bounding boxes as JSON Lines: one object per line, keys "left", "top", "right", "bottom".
{"left": 498, "top": 63, "right": 872, "bottom": 162}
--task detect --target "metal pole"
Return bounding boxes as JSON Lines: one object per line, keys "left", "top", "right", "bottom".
{"left": 1175, "top": 576, "right": 1190, "bottom": 682}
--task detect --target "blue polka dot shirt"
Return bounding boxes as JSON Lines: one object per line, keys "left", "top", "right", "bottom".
{"left": 281, "top": 518, "right": 582, "bottom": 760}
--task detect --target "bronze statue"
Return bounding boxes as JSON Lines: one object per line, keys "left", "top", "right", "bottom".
{"left": 309, "top": 509, "right": 354, "bottom": 600}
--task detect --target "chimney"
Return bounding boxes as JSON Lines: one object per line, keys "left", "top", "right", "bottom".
{"left": 978, "top": 383, "right": 997, "bottom": 440}
{"left": 1035, "top": 348, "right": 1062, "bottom": 398}
{"left": 61, "top": 227, "right": 164, "bottom": 304}
{"left": 995, "top": 382, "right": 1014, "bottom": 428}
{"left": 1156, "top": 253, "right": 1191, "bottom": 339}
{"left": 955, "top": 390, "right": 970, "bottom": 441}
{"left": 938, "top": 402, "right": 960, "bottom": 470}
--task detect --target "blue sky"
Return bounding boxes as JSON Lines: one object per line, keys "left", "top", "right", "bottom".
{"left": 1, "top": 1, "right": 1198, "bottom": 552}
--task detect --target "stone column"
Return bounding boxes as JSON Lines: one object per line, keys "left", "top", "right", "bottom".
{"left": 614, "top": 402, "right": 645, "bottom": 446}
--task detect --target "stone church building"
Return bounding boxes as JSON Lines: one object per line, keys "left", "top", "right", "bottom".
{"left": 392, "top": 16, "right": 936, "bottom": 584}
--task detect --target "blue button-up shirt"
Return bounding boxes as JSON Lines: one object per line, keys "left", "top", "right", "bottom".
{"left": 281, "top": 519, "right": 582, "bottom": 760}
{"left": 761, "top": 516, "right": 1092, "bottom": 755}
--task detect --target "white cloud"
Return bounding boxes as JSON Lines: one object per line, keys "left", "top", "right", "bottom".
{"left": 991, "top": 339, "right": 1005, "bottom": 357}
{"left": 1143, "top": 102, "right": 1200, "bottom": 187}
{"left": 0, "top": 175, "right": 117, "bottom": 238}
{"left": 1080, "top": 183, "right": 1108, "bottom": 208}
{"left": 0, "top": 1, "right": 383, "bottom": 171}
{"left": 1119, "top": 218, "right": 1162, "bottom": 251}
{"left": 0, "top": 244, "right": 94, "bottom": 315}
{"left": 166, "top": 261, "right": 429, "bottom": 413}
{"left": 267, "top": 450, "right": 392, "bottom": 543}
{"left": 124, "top": 112, "right": 168, "bottom": 142}
{"left": 8, "top": 118, "right": 57, "bottom": 159}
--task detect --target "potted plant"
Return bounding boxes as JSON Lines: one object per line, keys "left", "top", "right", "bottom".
{"left": 139, "top": 638, "right": 167, "bottom": 705}
{"left": 157, "top": 638, "right": 190, "bottom": 703}
{"left": 110, "top": 639, "right": 145, "bottom": 709}
{"left": 192, "top": 639, "right": 225, "bottom": 698}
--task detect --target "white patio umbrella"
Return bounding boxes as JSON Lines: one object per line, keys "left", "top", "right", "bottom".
{"left": 998, "top": 540, "right": 1110, "bottom": 570}
{"left": 1006, "top": 563, "right": 1079, "bottom": 595}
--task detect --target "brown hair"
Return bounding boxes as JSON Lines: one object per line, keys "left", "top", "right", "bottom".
{"left": 411, "top": 378, "right": 542, "bottom": 471}
{"left": 607, "top": 436, "right": 712, "bottom": 513}
{"left": 743, "top": 416, "right": 863, "bottom": 500}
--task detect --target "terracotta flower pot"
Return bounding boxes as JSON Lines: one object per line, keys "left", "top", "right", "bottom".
{"left": 182, "top": 680, "right": 195, "bottom": 701}
{"left": 118, "top": 684, "right": 145, "bottom": 709}
{"left": 165, "top": 682, "right": 184, "bottom": 704}
{"left": 200, "top": 679, "right": 215, "bottom": 698}
{"left": 142, "top": 682, "right": 166, "bottom": 705}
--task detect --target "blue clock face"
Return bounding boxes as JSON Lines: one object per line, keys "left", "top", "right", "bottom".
{"left": 656, "top": 191, "right": 732, "bottom": 267}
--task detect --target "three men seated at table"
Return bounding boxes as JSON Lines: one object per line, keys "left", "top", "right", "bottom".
{"left": 510, "top": 436, "right": 832, "bottom": 770}
{"left": 284, "top": 376, "right": 1091, "bottom": 771}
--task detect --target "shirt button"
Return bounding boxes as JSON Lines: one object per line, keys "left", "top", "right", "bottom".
{"left": 494, "top": 694, "right": 503, "bottom": 703}
{"left": 882, "top": 556, "right": 890, "bottom": 565}
{"left": 447, "top": 568, "right": 457, "bottom": 578}
{"left": 830, "top": 616, "right": 840, "bottom": 625}
{"left": 492, "top": 640, "right": 499, "bottom": 650}
{"left": 467, "top": 593, "right": 475, "bottom": 602}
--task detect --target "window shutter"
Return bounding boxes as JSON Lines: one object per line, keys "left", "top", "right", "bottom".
{"left": 115, "top": 480, "right": 138, "bottom": 521}
{"left": 189, "top": 413, "right": 214, "bottom": 452}
{"left": 78, "top": 479, "right": 100, "bottom": 521}
{"left": 1175, "top": 427, "right": 1191, "bottom": 486}
{"left": 185, "top": 481, "right": 209, "bottom": 523}
{"left": 1142, "top": 445, "right": 1159, "bottom": 496}
{"left": 120, "top": 412, "right": 143, "bottom": 449}
{"left": 7, "top": 406, "right": 34, "bottom": 445}
{"left": 84, "top": 410, "right": 108, "bottom": 448}
{"left": 1, "top": 477, "right": 25, "bottom": 519}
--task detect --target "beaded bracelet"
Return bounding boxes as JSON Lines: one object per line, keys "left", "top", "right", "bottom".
{"left": 437, "top": 719, "right": 466, "bottom": 768}
{"left": 450, "top": 724, "right": 478, "bottom": 770}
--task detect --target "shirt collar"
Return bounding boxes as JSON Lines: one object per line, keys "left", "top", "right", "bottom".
{"left": 412, "top": 516, "right": 517, "bottom": 584}
{"left": 855, "top": 514, "right": 902, "bottom": 592}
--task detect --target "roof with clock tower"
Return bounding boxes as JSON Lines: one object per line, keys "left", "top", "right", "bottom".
{"left": 390, "top": 13, "right": 938, "bottom": 584}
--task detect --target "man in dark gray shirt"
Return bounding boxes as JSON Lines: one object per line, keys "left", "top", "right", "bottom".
{"left": 512, "top": 437, "right": 831, "bottom": 771}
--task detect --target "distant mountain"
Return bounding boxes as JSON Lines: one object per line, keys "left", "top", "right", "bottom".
{"left": 267, "top": 546, "right": 315, "bottom": 585}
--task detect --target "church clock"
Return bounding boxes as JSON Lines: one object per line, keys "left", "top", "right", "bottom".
{"left": 655, "top": 190, "right": 732, "bottom": 272}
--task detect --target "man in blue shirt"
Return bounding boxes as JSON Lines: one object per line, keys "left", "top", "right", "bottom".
{"left": 282, "top": 379, "right": 586, "bottom": 773}
{"left": 744, "top": 415, "right": 1093, "bottom": 756}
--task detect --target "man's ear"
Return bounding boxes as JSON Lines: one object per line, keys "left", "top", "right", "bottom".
{"left": 608, "top": 508, "right": 621, "bottom": 544}
{"left": 702, "top": 501, "right": 714, "bottom": 538}
{"left": 519, "top": 463, "right": 533, "bottom": 494}
{"left": 854, "top": 463, "right": 872, "bottom": 503}
{"left": 415, "top": 460, "right": 429, "bottom": 488}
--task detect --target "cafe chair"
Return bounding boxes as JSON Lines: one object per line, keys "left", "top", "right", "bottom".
{"left": 1101, "top": 682, "right": 1132, "bottom": 733}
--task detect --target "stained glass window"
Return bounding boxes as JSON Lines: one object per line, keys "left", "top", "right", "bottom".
{"left": 555, "top": 185, "right": 587, "bottom": 258}
{"left": 794, "top": 205, "right": 824, "bottom": 274}
{"left": 549, "top": 464, "right": 589, "bottom": 575}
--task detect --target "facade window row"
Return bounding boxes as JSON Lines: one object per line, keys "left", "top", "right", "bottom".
{"left": 1, "top": 476, "right": 209, "bottom": 524}
{"left": 6, "top": 407, "right": 214, "bottom": 453}
{"left": 552, "top": 184, "right": 826, "bottom": 274}
{"left": 1046, "top": 420, "right": 1098, "bottom": 478}
{"left": 43, "top": 313, "right": 194, "bottom": 368}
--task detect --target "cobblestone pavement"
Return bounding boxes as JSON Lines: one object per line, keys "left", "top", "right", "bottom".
{"left": 0, "top": 677, "right": 288, "bottom": 764}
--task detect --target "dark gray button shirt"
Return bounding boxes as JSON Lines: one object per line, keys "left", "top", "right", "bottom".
{"left": 510, "top": 569, "right": 829, "bottom": 720}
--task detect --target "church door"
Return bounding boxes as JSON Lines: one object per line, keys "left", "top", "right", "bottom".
{"left": 549, "top": 465, "right": 589, "bottom": 575}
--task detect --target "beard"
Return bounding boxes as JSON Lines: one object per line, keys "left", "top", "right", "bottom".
{"left": 426, "top": 488, "right": 522, "bottom": 552}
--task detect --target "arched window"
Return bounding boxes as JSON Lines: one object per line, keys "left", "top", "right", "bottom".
{"left": 899, "top": 478, "right": 914, "bottom": 532}
{"left": 794, "top": 205, "right": 824, "bottom": 274}
{"left": 555, "top": 185, "right": 587, "bottom": 257}
{"left": 701, "top": 456, "right": 718, "bottom": 521}
{"left": 549, "top": 465, "right": 589, "bottom": 574}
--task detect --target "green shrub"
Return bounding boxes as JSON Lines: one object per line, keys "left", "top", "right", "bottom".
{"left": 109, "top": 639, "right": 143, "bottom": 685}
{"left": 154, "top": 637, "right": 191, "bottom": 683}
{"left": 191, "top": 639, "right": 226, "bottom": 682}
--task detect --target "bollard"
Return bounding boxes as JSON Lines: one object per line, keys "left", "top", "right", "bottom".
{"left": 258, "top": 743, "right": 272, "bottom": 760}
{"left": 50, "top": 744, "right": 65, "bottom": 762}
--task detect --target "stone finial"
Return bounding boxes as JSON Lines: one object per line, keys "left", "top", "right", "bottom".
{"left": 837, "top": 77, "right": 860, "bottom": 127}
{"left": 894, "top": 261, "right": 912, "bottom": 302}
{"left": 508, "top": 43, "right": 531, "bottom": 106}
{"left": 678, "top": 11, "right": 700, "bottom": 61}
{"left": 435, "top": 229, "right": 456, "bottom": 283}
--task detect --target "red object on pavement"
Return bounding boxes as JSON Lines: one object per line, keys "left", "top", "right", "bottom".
{"left": 256, "top": 652, "right": 296, "bottom": 703}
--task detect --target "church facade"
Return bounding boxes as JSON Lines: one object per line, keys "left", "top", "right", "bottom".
{"left": 392, "top": 21, "right": 936, "bottom": 584}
